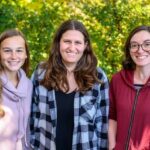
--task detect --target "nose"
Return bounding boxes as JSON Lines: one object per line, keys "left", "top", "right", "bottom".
{"left": 11, "top": 51, "right": 17, "bottom": 59}
{"left": 69, "top": 43, "right": 76, "bottom": 51}
{"left": 137, "top": 45, "right": 144, "bottom": 53}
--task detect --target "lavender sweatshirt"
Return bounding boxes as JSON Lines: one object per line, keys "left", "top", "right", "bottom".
{"left": 0, "top": 69, "right": 32, "bottom": 150}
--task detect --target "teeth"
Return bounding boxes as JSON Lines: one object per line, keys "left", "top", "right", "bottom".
{"left": 66, "top": 51, "right": 78, "bottom": 54}
{"left": 8, "top": 61, "right": 20, "bottom": 65}
{"left": 136, "top": 56, "right": 147, "bottom": 59}
{"left": 66, "top": 52, "right": 76, "bottom": 56}
{"left": 66, "top": 52, "right": 76, "bottom": 54}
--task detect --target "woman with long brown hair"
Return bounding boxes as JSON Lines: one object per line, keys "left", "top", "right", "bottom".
{"left": 0, "top": 29, "right": 32, "bottom": 150}
{"left": 30, "top": 19, "right": 109, "bottom": 150}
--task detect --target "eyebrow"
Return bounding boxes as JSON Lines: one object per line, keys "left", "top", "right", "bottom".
{"left": 2, "top": 47, "right": 25, "bottom": 50}
{"left": 144, "top": 39, "right": 150, "bottom": 42}
{"left": 130, "top": 39, "right": 150, "bottom": 43}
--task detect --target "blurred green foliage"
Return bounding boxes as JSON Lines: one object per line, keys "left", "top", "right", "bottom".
{"left": 0, "top": 0, "right": 150, "bottom": 78}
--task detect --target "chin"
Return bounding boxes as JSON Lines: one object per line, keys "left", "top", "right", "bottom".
{"left": 136, "top": 63, "right": 150, "bottom": 67}
{"left": 7, "top": 68, "right": 20, "bottom": 72}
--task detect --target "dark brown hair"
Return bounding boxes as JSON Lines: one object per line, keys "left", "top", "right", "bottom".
{"left": 0, "top": 29, "right": 30, "bottom": 117}
{"left": 40, "top": 19, "right": 100, "bottom": 92}
{"left": 122, "top": 25, "right": 150, "bottom": 70}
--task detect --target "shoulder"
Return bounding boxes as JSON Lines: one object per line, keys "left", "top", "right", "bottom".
{"left": 110, "top": 69, "right": 127, "bottom": 89}
{"left": 19, "top": 69, "right": 33, "bottom": 89}
{"left": 93, "top": 67, "right": 109, "bottom": 91}
{"left": 96, "top": 67, "right": 108, "bottom": 81}
{"left": 110, "top": 69, "right": 134, "bottom": 89}
{"left": 111, "top": 69, "right": 127, "bottom": 82}
{"left": 27, "top": 78, "right": 33, "bottom": 89}
{"left": 31, "top": 62, "right": 46, "bottom": 81}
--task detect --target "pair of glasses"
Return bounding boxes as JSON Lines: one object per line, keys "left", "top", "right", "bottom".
{"left": 130, "top": 41, "right": 150, "bottom": 52}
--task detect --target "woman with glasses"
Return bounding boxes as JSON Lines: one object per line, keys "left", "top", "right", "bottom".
{"left": 108, "top": 25, "right": 150, "bottom": 150}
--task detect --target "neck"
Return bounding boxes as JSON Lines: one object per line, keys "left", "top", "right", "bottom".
{"left": 63, "top": 61, "right": 76, "bottom": 73}
{"left": 134, "top": 67, "right": 150, "bottom": 84}
{"left": 4, "top": 71, "right": 19, "bottom": 88}
{"left": 67, "top": 71, "right": 78, "bottom": 93}
{"left": 66, "top": 66, "right": 75, "bottom": 73}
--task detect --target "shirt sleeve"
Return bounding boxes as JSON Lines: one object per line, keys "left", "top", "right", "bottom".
{"left": 109, "top": 77, "right": 117, "bottom": 120}
{"left": 96, "top": 68, "right": 109, "bottom": 150}
{"left": 30, "top": 70, "right": 41, "bottom": 149}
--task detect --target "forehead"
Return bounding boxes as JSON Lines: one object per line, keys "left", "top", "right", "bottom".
{"left": 130, "top": 30, "right": 150, "bottom": 43}
{"left": 61, "top": 30, "right": 84, "bottom": 39}
{"left": 1, "top": 36, "right": 25, "bottom": 46}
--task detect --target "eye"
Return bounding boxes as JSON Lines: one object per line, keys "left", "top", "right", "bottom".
{"left": 63, "top": 40, "right": 71, "bottom": 43}
{"left": 130, "top": 43, "right": 138, "bottom": 49}
{"left": 143, "top": 42, "right": 150, "bottom": 48}
{"left": 16, "top": 49, "right": 23, "bottom": 52}
{"left": 16, "top": 47, "right": 26, "bottom": 53}
{"left": 75, "top": 41, "right": 82, "bottom": 45}
{"left": 3, "top": 48, "right": 12, "bottom": 53}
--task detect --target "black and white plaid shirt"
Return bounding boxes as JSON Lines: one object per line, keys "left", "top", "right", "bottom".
{"left": 30, "top": 66, "right": 109, "bottom": 150}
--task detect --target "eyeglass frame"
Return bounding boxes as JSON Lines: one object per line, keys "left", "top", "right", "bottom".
{"left": 129, "top": 40, "right": 150, "bottom": 52}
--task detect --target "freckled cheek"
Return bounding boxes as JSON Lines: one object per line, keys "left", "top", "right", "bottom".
{"left": 60, "top": 44, "right": 68, "bottom": 52}
{"left": 0, "top": 55, "right": 10, "bottom": 60}
{"left": 130, "top": 52, "right": 134, "bottom": 58}
{"left": 130, "top": 55, "right": 134, "bottom": 60}
{"left": 76, "top": 45, "right": 84, "bottom": 51}
{"left": 78, "top": 48, "right": 85, "bottom": 53}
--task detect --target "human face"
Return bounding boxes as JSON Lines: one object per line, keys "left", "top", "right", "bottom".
{"left": 59, "top": 30, "right": 87, "bottom": 70}
{"left": 130, "top": 31, "right": 150, "bottom": 68}
{"left": 0, "top": 36, "right": 27, "bottom": 74}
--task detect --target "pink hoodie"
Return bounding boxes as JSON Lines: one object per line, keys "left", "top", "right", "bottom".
{"left": 0, "top": 69, "right": 32, "bottom": 150}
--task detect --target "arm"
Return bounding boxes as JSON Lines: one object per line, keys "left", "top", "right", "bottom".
{"left": 29, "top": 70, "right": 41, "bottom": 149}
{"left": 108, "top": 75, "right": 118, "bottom": 150}
{"left": 25, "top": 81, "right": 33, "bottom": 150}
{"left": 96, "top": 68, "right": 109, "bottom": 150}
{"left": 24, "top": 119, "right": 33, "bottom": 150}
{"left": 108, "top": 119, "right": 117, "bottom": 150}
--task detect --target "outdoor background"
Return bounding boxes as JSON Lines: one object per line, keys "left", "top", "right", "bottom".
{"left": 0, "top": 0, "right": 150, "bottom": 78}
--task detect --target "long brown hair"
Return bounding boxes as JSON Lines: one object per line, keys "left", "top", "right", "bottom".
{"left": 122, "top": 25, "right": 150, "bottom": 70}
{"left": 40, "top": 19, "right": 100, "bottom": 92}
{"left": 0, "top": 29, "right": 30, "bottom": 117}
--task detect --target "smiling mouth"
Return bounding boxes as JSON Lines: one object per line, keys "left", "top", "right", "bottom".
{"left": 8, "top": 61, "right": 21, "bottom": 65}
{"left": 66, "top": 52, "right": 77, "bottom": 56}
{"left": 136, "top": 55, "right": 148, "bottom": 59}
